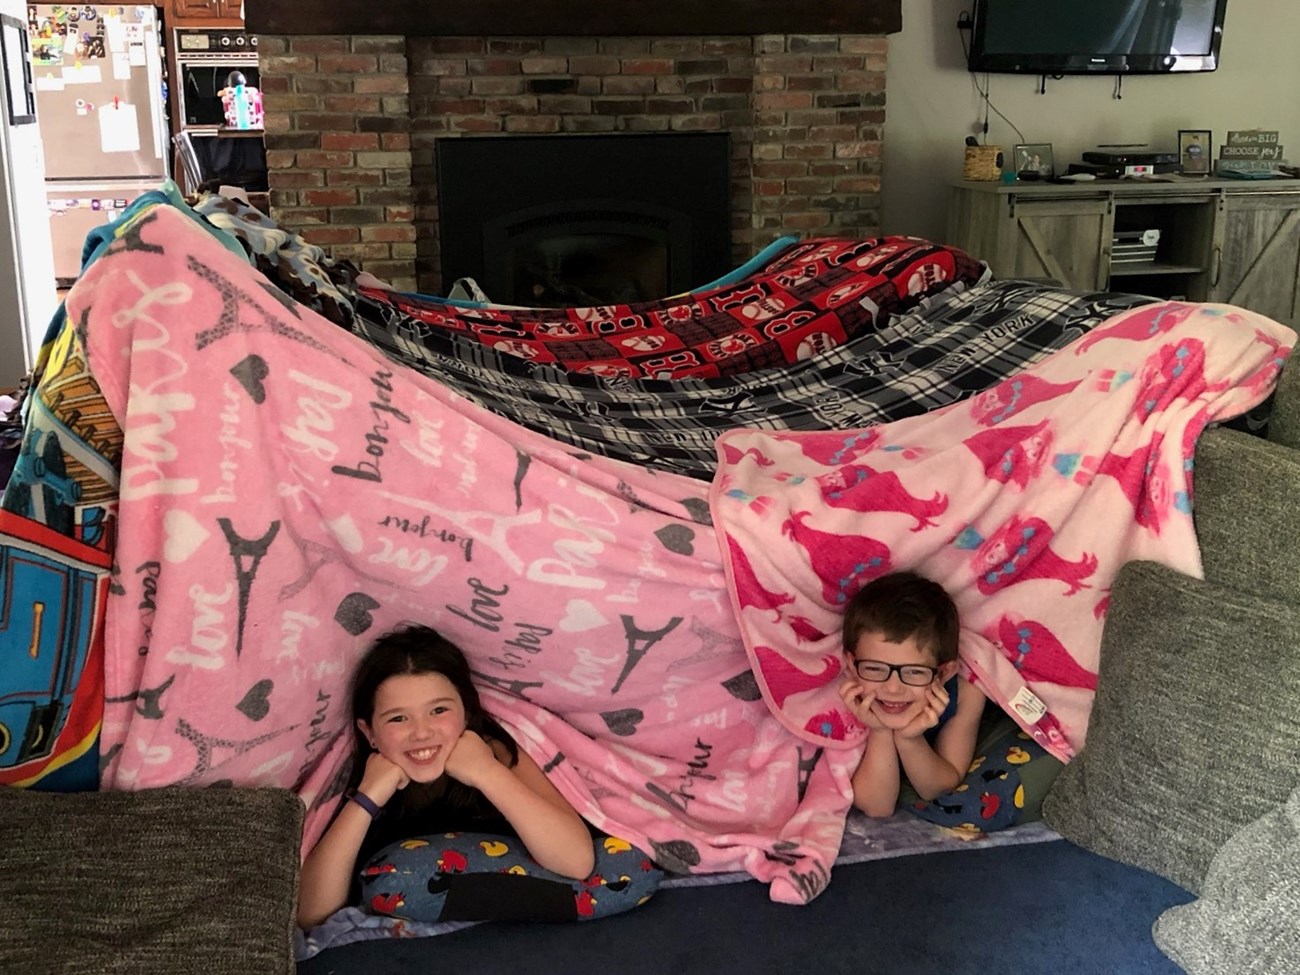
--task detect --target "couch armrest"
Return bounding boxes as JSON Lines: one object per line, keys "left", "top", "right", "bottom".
{"left": 0, "top": 785, "right": 303, "bottom": 975}
{"left": 1194, "top": 427, "right": 1300, "bottom": 605}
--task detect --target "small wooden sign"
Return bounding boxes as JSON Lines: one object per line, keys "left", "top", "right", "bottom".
{"left": 1226, "top": 130, "right": 1280, "bottom": 147}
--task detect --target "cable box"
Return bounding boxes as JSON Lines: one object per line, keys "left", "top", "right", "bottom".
{"left": 1083, "top": 148, "right": 1179, "bottom": 167}
{"left": 1068, "top": 162, "right": 1181, "bottom": 179}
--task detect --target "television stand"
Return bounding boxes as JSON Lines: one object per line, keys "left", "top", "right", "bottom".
{"left": 947, "top": 178, "right": 1300, "bottom": 326}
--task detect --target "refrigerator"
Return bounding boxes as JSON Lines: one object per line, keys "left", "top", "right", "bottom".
{"left": 29, "top": 4, "right": 168, "bottom": 283}
{"left": 0, "top": 0, "right": 57, "bottom": 383}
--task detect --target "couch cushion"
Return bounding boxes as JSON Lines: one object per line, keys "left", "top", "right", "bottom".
{"left": 1152, "top": 783, "right": 1300, "bottom": 975}
{"left": 1194, "top": 426, "right": 1300, "bottom": 604}
{"left": 0, "top": 786, "right": 303, "bottom": 975}
{"left": 1042, "top": 560, "right": 1300, "bottom": 893}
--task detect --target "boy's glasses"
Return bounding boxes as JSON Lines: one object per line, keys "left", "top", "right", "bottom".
{"left": 851, "top": 659, "right": 939, "bottom": 686}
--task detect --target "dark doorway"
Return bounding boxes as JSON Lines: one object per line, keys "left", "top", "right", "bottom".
{"left": 436, "top": 133, "right": 732, "bottom": 306}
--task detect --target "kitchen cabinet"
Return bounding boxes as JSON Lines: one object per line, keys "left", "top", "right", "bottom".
{"left": 169, "top": 0, "right": 243, "bottom": 25}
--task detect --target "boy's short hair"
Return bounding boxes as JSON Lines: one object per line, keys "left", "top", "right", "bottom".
{"left": 840, "top": 570, "right": 959, "bottom": 664}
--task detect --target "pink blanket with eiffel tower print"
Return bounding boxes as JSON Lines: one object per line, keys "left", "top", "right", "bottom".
{"left": 78, "top": 204, "right": 855, "bottom": 905}
{"left": 710, "top": 300, "right": 1294, "bottom": 758}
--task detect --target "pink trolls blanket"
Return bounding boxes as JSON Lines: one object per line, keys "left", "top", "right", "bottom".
{"left": 711, "top": 301, "right": 1294, "bottom": 759}
{"left": 81, "top": 205, "right": 855, "bottom": 904}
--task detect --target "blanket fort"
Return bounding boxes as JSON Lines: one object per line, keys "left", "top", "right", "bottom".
{"left": 81, "top": 205, "right": 855, "bottom": 904}
{"left": 712, "top": 301, "right": 1293, "bottom": 758}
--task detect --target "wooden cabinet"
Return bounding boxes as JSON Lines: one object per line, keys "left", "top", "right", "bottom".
{"left": 948, "top": 191, "right": 1110, "bottom": 288}
{"left": 1211, "top": 193, "right": 1300, "bottom": 326}
{"left": 170, "top": 0, "right": 243, "bottom": 25}
{"left": 948, "top": 178, "right": 1300, "bottom": 327}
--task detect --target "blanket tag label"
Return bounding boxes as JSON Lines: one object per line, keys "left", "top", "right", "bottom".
{"left": 1008, "top": 686, "right": 1047, "bottom": 724}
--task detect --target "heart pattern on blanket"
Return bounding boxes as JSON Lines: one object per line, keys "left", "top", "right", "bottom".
{"left": 679, "top": 498, "right": 714, "bottom": 526}
{"left": 162, "top": 509, "right": 210, "bottom": 563}
{"left": 655, "top": 524, "right": 695, "bottom": 556}
{"left": 650, "top": 838, "right": 702, "bottom": 872}
{"left": 136, "top": 740, "right": 174, "bottom": 768}
{"left": 324, "top": 514, "right": 364, "bottom": 554}
{"left": 601, "top": 709, "right": 644, "bottom": 737}
{"left": 559, "top": 599, "right": 607, "bottom": 632}
{"left": 236, "top": 679, "right": 274, "bottom": 721}
{"left": 334, "top": 592, "right": 381, "bottom": 636}
{"left": 229, "top": 354, "right": 270, "bottom": 404}
{"left": 721, "top": 671, "right": 764, "bottom": 702}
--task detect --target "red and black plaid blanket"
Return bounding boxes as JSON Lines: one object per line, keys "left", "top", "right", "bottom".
{"left": 359, "top": 236, "right": 988, "bottom": 380}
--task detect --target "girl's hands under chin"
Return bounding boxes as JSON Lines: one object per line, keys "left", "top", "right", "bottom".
{"left": 443, "top": 729, "right": 498, "bottom": 787}
{"left": 358, "top": 751, "right": 410, "bottom": 807}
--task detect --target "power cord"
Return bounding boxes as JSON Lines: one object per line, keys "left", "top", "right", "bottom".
{"left": 958, "top": 9, "right": 1027, "bottom": 144}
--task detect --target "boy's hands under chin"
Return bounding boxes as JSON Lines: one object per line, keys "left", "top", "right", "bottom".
{"left": 358, "top": 751, "right": 410, "bottom": 807}
{"left": 838, "top": 677, "right": 888, "bottom": 731}
{"left": 894, "top": 681, "right": 950, "bottom": 740}
{"left": 444, "top": 729, "right": 498, "bottom": 787}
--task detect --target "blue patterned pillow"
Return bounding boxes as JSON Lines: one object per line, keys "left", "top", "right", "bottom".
{"left": 360, "top": 831, "right": 662, "bottom": 923}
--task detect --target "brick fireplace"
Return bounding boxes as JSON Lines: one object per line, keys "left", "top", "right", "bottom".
{"left": 257, "top": 33, "right": 889, "bottom": 295}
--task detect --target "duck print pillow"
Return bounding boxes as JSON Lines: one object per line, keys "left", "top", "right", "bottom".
{"left": 359, "top": 831, "right": 663, "bottom": 923}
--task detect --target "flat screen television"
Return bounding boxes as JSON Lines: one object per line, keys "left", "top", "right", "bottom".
{"left": 967, "top": 0, "right": 1228, "bottom": 75}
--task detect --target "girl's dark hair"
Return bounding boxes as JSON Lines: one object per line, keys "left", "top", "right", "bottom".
{"left": 840, "top": 571, "right": 959, "bottom": 664}
{"left": 348, "top": 624, "right": 517, "bottom": 823}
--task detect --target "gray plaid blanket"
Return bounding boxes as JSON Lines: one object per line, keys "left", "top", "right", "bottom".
{"left": 352, "top": 281, "right": 1156, "bottom": 480}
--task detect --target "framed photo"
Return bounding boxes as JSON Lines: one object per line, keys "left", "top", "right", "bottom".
{"left": 1014, "top": 143, "right": 1054, "bottom": 179}
{"left": 1178, "top": 129, "right": 1212, "bottom": 175}
{"left": 0, "top": 13, "right": 35, "bottom": 126}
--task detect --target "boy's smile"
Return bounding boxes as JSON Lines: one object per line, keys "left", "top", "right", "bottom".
{"left": 873, "top": 698, "right": 916, "bottom": 717}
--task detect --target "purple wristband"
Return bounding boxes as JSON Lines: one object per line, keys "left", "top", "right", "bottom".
{"left": 349, "top": 790, "right": 381, "bottom": 818}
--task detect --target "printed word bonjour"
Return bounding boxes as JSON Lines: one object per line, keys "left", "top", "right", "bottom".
{"left": 297, "top": 688, "right": 332, "bottom": 781}
{"left": 645, "top": 738, "right": 715, "bottom": 813}
{"left": 200, "top": 382, "right": 251, "bottom": 504}
{"left": 379, "top": 513, "right": 474, "bottom": 562}
{"left": 136, "top": 561, "right": 161, "bottom": 656}
{"left": 332, "top": 369, "right": 411, "bottom": 483}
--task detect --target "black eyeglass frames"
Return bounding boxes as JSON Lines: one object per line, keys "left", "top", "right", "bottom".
{"left": 850, "top": 659, "right": 939, "bottom": 686}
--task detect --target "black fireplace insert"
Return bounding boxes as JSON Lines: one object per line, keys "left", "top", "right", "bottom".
{"left": 436, "top": 133, "right": 732, "bottom": 306}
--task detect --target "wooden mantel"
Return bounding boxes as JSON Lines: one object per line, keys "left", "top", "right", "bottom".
{"left": 245, "top": 0, "right": 902, "bottom": 36}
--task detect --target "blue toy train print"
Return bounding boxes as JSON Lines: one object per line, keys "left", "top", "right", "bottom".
{"left": 0, "top": 511, "right": 110, "bottom": 788}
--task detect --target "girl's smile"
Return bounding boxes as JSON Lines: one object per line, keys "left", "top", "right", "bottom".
{"left": 359, "top": 672, "right": 468, "bottom": 783}
{"left": 404, "top": 745, "right": 443, "bottom": 766}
